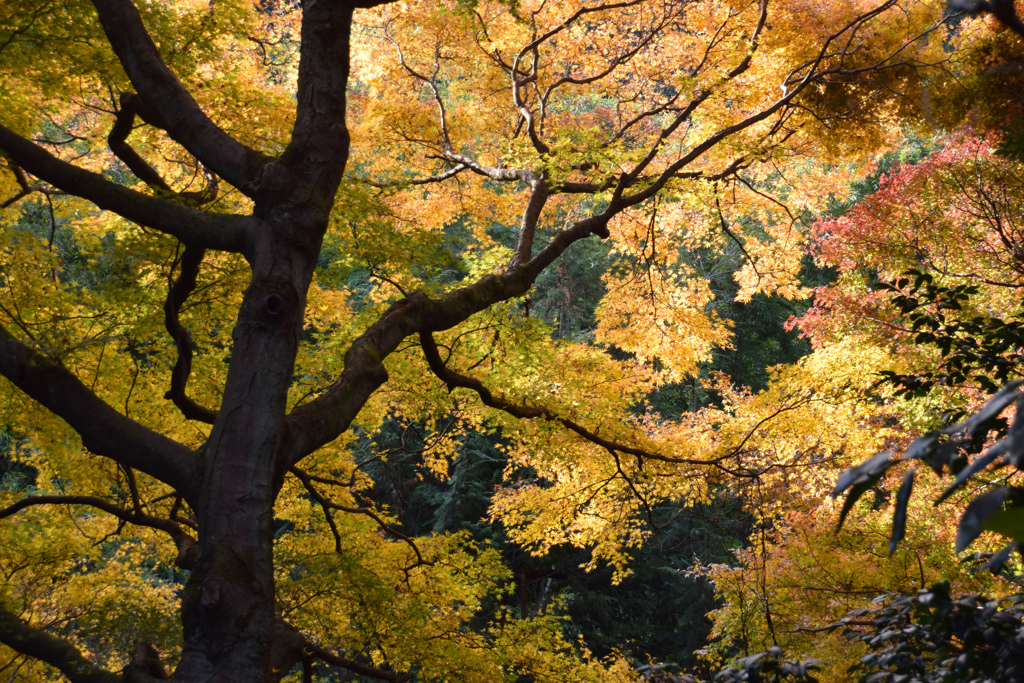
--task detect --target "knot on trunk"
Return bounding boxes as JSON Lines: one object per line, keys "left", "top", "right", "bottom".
{"left": 239, "top": 278, "right": 301, "bottom": 331}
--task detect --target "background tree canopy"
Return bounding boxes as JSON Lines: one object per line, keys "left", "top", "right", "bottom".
{"left": 0, "top": 0, "right": 1022, "bottom": 682}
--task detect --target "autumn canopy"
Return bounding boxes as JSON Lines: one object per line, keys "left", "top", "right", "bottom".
{"left": 0, "top": 0, "right": 1021, "bottom": 681}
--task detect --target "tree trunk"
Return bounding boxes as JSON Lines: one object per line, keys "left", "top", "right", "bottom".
{"left": 175, "top": 210, "right": 325, "bottom": 682}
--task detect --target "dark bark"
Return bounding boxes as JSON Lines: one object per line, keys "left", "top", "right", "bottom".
{"left": 0, "top": 123, "right": 252, "bottom": 253}
{"left": 163, "top": 246, "right": 219, "bottom": 424}
{"left": 0, "top": 324, "right": 200, "bottom": 497}
{"left": 172, "top": 2, "right": 357, "bottom": 680}
{"left": 0, "top": 607, "right": 122, "bottom": 683}
{"left": 90, "top": 0, "right": 271, "bottom": 196}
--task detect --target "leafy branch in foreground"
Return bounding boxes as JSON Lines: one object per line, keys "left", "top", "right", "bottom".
{"left": 833, "top": 380, "right": 1024, "bottom": 562}
{"left": 837, "top": 582, "right": 1024, "bottom": 683}
{"left": 876, "top": 270, "right": 1024, "bottom": 396}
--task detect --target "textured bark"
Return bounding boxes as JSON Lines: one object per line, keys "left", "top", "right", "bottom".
{"left": 171, "top": 2, "right": 357, "bottom": 678}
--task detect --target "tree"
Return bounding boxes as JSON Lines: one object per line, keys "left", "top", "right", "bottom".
{"left": 696, "top": 9, "right": 1024, "bottom": 667}
{"left": 0, "top": 0, "right": 960, "bottom": 681}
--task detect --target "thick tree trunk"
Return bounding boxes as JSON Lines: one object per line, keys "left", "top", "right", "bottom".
{"left": 169, "top": 1, "right": 354, "bottom": 674}
{"left": 175, "top": 210, "right": 325, "bottom": 682}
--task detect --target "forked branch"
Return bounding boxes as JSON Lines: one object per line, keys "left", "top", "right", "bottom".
{"left": 289, "top": 466, "right": 433, "bottom": 569}
{"left": 107, "top": 93, "right": 219, "bottom": 205}
{"left": 90, "top": 0, "right": 270, "bottom": 195}
{"left": 0, "top": 124, "right": 252, "bottom": 253}
{"left": 0, "top": 163, "right": 67, "bottom": 209}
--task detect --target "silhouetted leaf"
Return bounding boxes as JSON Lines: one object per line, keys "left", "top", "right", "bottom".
{"left": 889, "top": 468, "right": 915, "bottom": 556}
{"left": 833, "top": 451, "right": 894, "bottom": 498}
{"left": 942, "top": 381, "right": 1024, "bottom": 436}
{"left": 956, "top": 487, "right": 1008, "bottom": 552}
{"left": 936, "top": 448, "right": 1006, "bottom": 504}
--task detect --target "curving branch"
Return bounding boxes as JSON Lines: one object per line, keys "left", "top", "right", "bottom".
{"left": 352, "top": 163, "right": 469, "bottom": 188}
{"left": 283, "top": 0, "right": 945, "bottom": 472}
{"left": 289, "top": 466, "right": 432, "bottom": 569}
{"left": 0, "top": 494, "right": 198, "bottom": 569}
{"left": 303, "top": 642, "right": 408, "bottom": 683}
{"left": 89, "top": 0, "right": 270, "bottom": 196}
{"left": 107, "top": 93, "right": 174, "bottom": 194}
{"left": 163, "top": 245, "right": 218, "bottom": 424}
{"left": 283, "top": 209, "right": 610, "bottom": 465}
{"left": 0, "top": 163, "right": 67, "bottom": 209}
{"left": 0, "top": 606, "right": 121, "bottom": 683}
{"left": 0, "top": 124, "right": 252, "bottom": 253}
{"left": 418, "top": 331, "right": 815, "bottom": 480}
{"left": 0, "top": 323, "right": 200, "bottom": 499}
{"left": 107, "top": 93, "right": 219, "bottom": 205}
{"left": 512, "top": 176, "right": 548, "bottom": 266}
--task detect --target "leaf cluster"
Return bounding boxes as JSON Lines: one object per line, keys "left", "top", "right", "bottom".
{"left": 876, "top": 270, "right": 1024, "bottom": 395}
{"left": 712, "top": 647, "right": 823, "bottom": 683}
{"left": 840, "top": 582, "right": 1024, "bottom": 683}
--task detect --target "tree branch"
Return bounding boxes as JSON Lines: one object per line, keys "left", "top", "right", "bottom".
{"left": 417, "top": 331, "right": 811, "bottom": 480}
{"left": 290, "top": 466, "right": 432, "bottom": 569}
{"left": 106, "top": 93, "right": 173, "bottom": 193}
{"left": 0, "top": 323, "right": 200, "bottom": 499}
{"left": 352, "top": 163, "right": 468, "bottom": 188}
{"left": 282, "top": 0, "right": 929, "bottom": 467}
{"left": 0, "top": 606, "right": 121, "bottom": 683}
{"left": 0, "top": 124, "right": 252, "bottom": 253}
{"left": 276, "top": 1, "right": 354, "bottom": 207}
{"left": 163, "top": 245, "right": 218, "bottom": 423}
{"left": 304, "top": 642, "right": 408, "bottom": 683}
{"left": 512, "top": 177, "right": 548, "bottom": 266}
{"left": 107, "top": 93, "right": 219, "bottom": 205}
{"left": 283, "top": 210, "right": 607, "bottom": 464}
{"left": 0, "top": 163, "right": 67, "bottom": 209}
{"left": 89, "top": 0, "right": 270, "bottom": 195}
{"left": 0, "top": 494, "right": 198, "bottom": 569}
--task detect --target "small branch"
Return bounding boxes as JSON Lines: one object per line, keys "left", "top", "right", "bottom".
{"left": 0, "top": 494, "right": 197, "bottom": 569}
{"left": 304, "top": 642, "right": 409, "bottom": 683}
{"left": 289, "top": 467, "right": 432, "bottom": 570}
{"left": 1, "top": 163, "right": 68, "bottom": 208}
{"left": 106, "top": 93, "right": 173, "bottom": 193}
{"left": 715, "top": 190, "right": 761, "bottom": 282}
{"left": 418, "top": 331, "right": 780, "bottom": 479}
{"left": 163, "top": 244, "right": 218, "bottom": 423}
{"left": 107, "top": 93, "right": 220, "bottom": 205}
{"left": 511, "top": 179, "right": 548, "bottom": 267}
{"left": 352, "top": 163, "right": 468, "bottom": 188}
